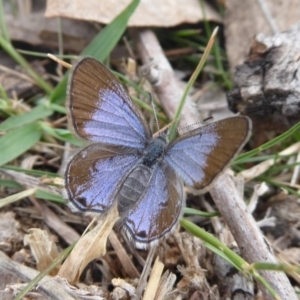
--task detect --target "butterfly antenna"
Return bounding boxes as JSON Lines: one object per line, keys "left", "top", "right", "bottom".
{"left": 177, "top": 116, "right": 214, "bottom": 133}
{"left": 149, "top": 92, "right": 160, "bottom": 133}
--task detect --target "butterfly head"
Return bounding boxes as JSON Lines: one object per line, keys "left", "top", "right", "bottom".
{"left": 142, "top": 132, "right": 168, "bottom": 167}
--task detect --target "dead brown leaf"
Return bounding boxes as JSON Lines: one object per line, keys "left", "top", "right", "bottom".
{"left": 45, "top": 0, "right": 221, "bottom": 27}
{"left": 58, "top": 205, "right": 119, "bottom": 284}
{"left": 23, "top": 229, "right": 60, "bottom": 275}
{"left": 5, "top": 11, "right": 97, "bottom": 52}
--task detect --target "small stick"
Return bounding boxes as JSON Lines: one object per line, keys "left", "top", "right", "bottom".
{"left": 133, "top": 28, "right": 297, "bottom": 300}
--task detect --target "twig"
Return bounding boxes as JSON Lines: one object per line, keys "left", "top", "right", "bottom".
{"left": 134, "top": 246, "right": 156, "bottom": 300}
{"left": 132, "top": 29, "right": 198, "bottom": 129}
{"left": 132, "top": 28, "right": 297, "bottom": 300}
{"left": 108, "top": 230, "right": 140, "bottom": 278}
{"left": 0, "top": 251, "right": 74, "bottom": 300}
{"left": 239, "top": 141, "right": 300, "bottom": 182}
{"left": 143, "top": 256, "right": 164, "bottom": 300}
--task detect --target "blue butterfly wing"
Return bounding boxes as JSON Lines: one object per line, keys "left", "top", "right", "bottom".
{"left": 67, "top": 57, "right": 151, "bottom": 148}
{"left": 65, "top": 144, "right": 140, "bottom": 212}
{"left": 122, "top": 161, "right": 184, "bottom": 248}
{"left": 165, "top": 116, "right": 251, "bottom": 191}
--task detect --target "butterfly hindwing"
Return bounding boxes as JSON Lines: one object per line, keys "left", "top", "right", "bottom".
{"left": 65, "top": 144, "right": 140, "bottom": 212}
{"left": 122, "top": 161, "right": 184, "bottom": 248}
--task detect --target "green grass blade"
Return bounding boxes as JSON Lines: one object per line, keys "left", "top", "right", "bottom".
{"left": 168, "top": 27, "right": 218, "bottom": 141}
{"left": 0, "top": 122, "right": 41, "bottom": 166}
{"left": 0, "top": 0, "right": 10, "bottom": 42}
{"left": 49, "top": 103, "right": 66, "bottom": 114}
{"left": 180, "top": 218, "right": 246, "bottom": 270}
{"left": 180, "top": 218, "right": 278, "bottom": 298}
{"left": 184, "top": 207, "right": 219, "bottom": 217}
{"left": 14, "top": 243, "right": 76, "bottom": 300}
{"left": 40, "top": 123, "right": 84, "bottom": 146}
{"left": 50, "top": 0, "right": 140, "bottom": 104}
{"left": 1, "top": 165, "right": 59, "bottom": 178}
{"left": 0, "top": 104, "right": 53, "bottom": 131}
{"left": 252, "top": 262, "right": 300, "bottom": 273}
{"left": 0, "top": 37, "right": 53, "bottom": 94}
{"left": 0, "top": 179, "right": 22, "bottom": 189}
{"left": 35, "top": 189, "right": 65, "bottom": 203}
{"left": 234, "top": 121, "right": 300, "bottom": 164}
{"left": 199, "top": 0, "right": 232, "bottom": 89}
{"left": 0, "top": 0, "right": 52, "bottom": 94}
{"left": 0, "top": 188, "right": 36, "bottom": 208}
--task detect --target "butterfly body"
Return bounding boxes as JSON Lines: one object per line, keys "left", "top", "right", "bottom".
{"left": 118, "top": 164, "right": 155, "bottom": 214}
{"left": 65, "top": 57, "right": 252, "bottom": 249}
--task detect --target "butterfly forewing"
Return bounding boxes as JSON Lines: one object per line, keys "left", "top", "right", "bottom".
{"left": 165, "top": 116, "right": 251, "bottom": 191}
{"left": 67, "top": 57, "right": 151, "bottom": 148}
{"left": 65, "top": 144, "right": 140, "bottom": 212}
{"left": 122, "top": 161, "right": 184, "bottom": 248}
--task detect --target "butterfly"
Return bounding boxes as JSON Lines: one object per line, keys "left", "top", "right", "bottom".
{"left": 65, "top": 57, "right": 252, "bottom": 249}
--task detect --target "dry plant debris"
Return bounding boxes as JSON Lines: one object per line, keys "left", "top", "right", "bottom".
{"left": 0, "top": 0, "right": 299, "bottom": 299}
{"left": 4, "top": 4, "right": 97, "bottom": 52}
